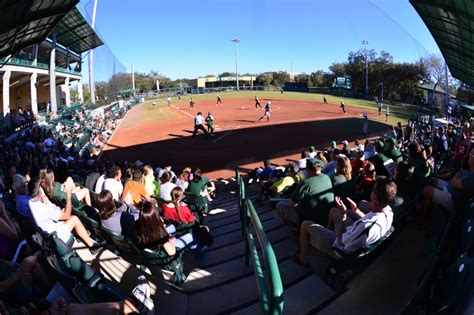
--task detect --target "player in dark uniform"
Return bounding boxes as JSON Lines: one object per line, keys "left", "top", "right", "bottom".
{"left": 189, "top": 97, "right": 195, "bottom": 110}
{"left": 205, "top": 112, "right": 214, "bottom": 134}
{"left": 340, "top": 100, "right": 346, "bottom": 114}
{"left": 258, "top": 101, "right": 271, "bottom": 122}
{"left": 323, "top": 96, "right": 328, "bottom": 104}
{"left": 216, "top": 94, "right": 222, "bottom": 106}
{"left": 255, "top": 96, "right": 262, "bottom": 109}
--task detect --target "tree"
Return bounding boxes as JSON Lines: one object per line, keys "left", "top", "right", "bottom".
{"left": 421, "top": 54, "right": 446, "bottom": 104}
{"left": 220, "top": 72, "right": 234, "bottom": 77}
{"left": 257, "top": 72, "right": 273, "bottom": 86}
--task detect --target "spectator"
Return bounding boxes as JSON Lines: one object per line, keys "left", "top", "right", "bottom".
{"left": 276, "top": 158, "right": 334, "bottom": 228}
{"left": 162, "top": 187, "right": 197, "bottom": 224}
{"left": 158, "top": 162, "right": 177, "bottom": 182}
{"left": 43, "top": 169, "right": 91, "bottom": 206}
{"left": 121, "top": 169, "right": 152, "bottom": 207}
{"left": 308, "top": 146, "right": 317, "bottom": 158}
{"left": 298, "top": 150, "right": 310, "bottom": 169}
{"left": 97, "top": 190, "right": 139, "bottom": 237}
{"left": 103, "top": 166, "right": 123, "bottom": 201}
{"left": 255, "top": 159, "right": 276, "bottom": 181}
{"left": 433, "top": 126, "right": 448, "bottom": 159}
{"left": 258, "top": 162, "right": 300, "bottom": 201}
{"left": 384, "top": 138, "right": 403, "bottom": 164}
{"left": 159, "top": 171, "right": 177, "bottom": 201}
{"left": 420, "top": 147, "right": 474, "bottom": 223}
{"left": 176, "top": 170, "right": 190, "bottom": 191}
{"left": 341, "top": 140, "right": 351, "bottom": 158}
{"left": 186, "top": 169, "right": 215, "bottom": 218}
{"left": 369, "top": 141, "right": 390, "bottom": 177}
{"left": 28, "top": 177, "right": 105, "bottom": 254}
{"left": 322, "top": 149, "right": 339, "bottom": 178}
{"left": 407, "top": 142, "right": 430, "bottom": 193}
{"left": 141, "top": 165, "right": 158, "bottom": 197}
{"left": 85, "top": 163, "right": 101, "bottom": 192}
{"left": 394, "top": 161, "right": 415, "bottom": 200}
{"left": 386, "top": 125, "right": 397, "bottom": 140}
{"left": 291, "top": 177, "right": 396, "bottom": 265}
{"left": 332, "top": 155, "right": 355, "bottom": 200}
{"left": 395, "top": 122, "right": 404, "bottom": 142}
{"left": 0, "top": 202, "right": 20, "bottom": 259}
{"left": 134, "top": 201, "right": 193, "bottom": 253}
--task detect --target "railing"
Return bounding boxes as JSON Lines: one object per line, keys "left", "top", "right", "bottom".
{"left": 0, "top": 56, "right": 80, "bottom": 75}
{"left": 236, "top": 168, "right": 284, "bottom": 314}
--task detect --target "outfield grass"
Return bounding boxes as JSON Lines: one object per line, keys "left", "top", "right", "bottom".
{"left": 146, "top": 90, "right": 421, "bottom": 125}
{"left": 140, "top": 99, "right": 179, "bottom": 122}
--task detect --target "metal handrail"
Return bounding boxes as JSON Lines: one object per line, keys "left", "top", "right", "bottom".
{"left": 235, "top": 167, "right": 284, "bottom": 314}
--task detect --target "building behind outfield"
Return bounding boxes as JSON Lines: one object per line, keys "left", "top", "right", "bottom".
{"left": 190, "top": 75, "right": 256, "bottom": 89}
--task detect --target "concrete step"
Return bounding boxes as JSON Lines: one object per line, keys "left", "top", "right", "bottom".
{"left": 186, "top": 259, "right": 313, "bottom": 315}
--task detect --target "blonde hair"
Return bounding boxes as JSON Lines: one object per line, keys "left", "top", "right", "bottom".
{"left": 140, "top": 165, "right": 154, "bottom": 185}
{"left": 336, "top": 156, "right": 352, "bottom": 181}
{"left": 364, "top": 162, "right": 376, "bottom": 180}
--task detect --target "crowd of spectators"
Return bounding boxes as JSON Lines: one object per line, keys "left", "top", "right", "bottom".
{"left": 0, "top": 104, "right": 216, "bottom": 313}
{"left": 251, "top": 117, "right": 473, "bottom": 268}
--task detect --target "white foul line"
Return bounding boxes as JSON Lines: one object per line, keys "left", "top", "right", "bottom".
{"left": 170, "top": 104, "right": 194, "bottom": 118}
{"left": 212, "top": 125, "right": 240, "bottom": 143}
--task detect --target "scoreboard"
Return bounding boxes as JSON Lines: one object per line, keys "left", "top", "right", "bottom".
{"left": 332, "top": 76, "right": 352, "bottom": 89}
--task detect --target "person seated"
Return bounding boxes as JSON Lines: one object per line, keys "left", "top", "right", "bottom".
{"left": 140, "top": 165, "right": 158, "bottom": 197}
{"left": 28, "top": 177, "right": 105, "bottom": 255}
{"left": 134, "top": 201, "right": 194, "bottom": 254}
{"left": 0, "top": 255, "right": 153, "bottom": 314}
{"left": 162, "top": 187, "right": 197, "bottom": 225}
{"left": 341, "top": 140, "right": 351, "bottom": 158}
{"left": 0, "top": 202, "right": 21, "bottom": 260}
{"left": 258, "top": 162, "right": 301, "bottom": 201}
{"left": 276, "top": 158, "right": 334, "bottom": 229}
{"left": 159, "top": 171, "right": 177, "bottom": 202}
{"left": 297, "top": 151, "right": 311, "bottom": 169}
{"left": 384, "top": 138, "right": 403, "bottom": 164}
{"left": 255, "top": 159, "right": 276, "bottom": 182}
{"left": 103, "top": 166, "right": 123, "bottom": 201}
{"left": 158, "top": 162, "right": 177, "bottom": 182}
{"left": 291, "top": 177, "right": 396, "bottom": 265}
{"left": 420, "top": 147, "right": 474, "bottom": 224}
{"left": 97, "top": 190, "right": 139, "bottom": 238}
{"left": 332, "top": 155, "right": 356, "bottom": 200}
{"left": 407, "top": 142, "right": 430, "bottom": 194}
{"left": 394, "top": 161, "right": 415, "bottom": 200}
{"left": 42, "top": 169, "right": 91, "bottom": 206}
{"left": 121, "top": 169, "right": 152, "bottom": 207}
{"left": 369, "top": 140, "right": 390, "bottom": 177}
{"left": 356, "top": 162, "right": 376, "bottom": 200}
{"left": 176, "top": 170, "right": 190, "bottom": 192}
{"left": 322, "top": 149, "right": 339, "bottom": 178}
{"left": 186, "top": 169, "right": 215, "bottom": 216}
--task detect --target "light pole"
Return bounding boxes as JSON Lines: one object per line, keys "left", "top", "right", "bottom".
{"left": 290, "top": 62, "right": 293, "bottom": 81}
{"left": 231, "top": 38, "right": 240, "bottom": 90}
{"left": 362, "top": 40, "right": 369, "bottom": 97}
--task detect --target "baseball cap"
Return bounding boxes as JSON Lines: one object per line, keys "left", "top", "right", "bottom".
{"left": 341, "top": 140, "right": 349, "bottom": 145}
{"left": 306, "top": 158, "right": 325, "bottom": 168}
{"left": 330, "top": 140, "right": 337, "bottom": 148}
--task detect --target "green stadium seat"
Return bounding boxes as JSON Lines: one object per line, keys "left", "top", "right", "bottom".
{"left": 140, "top": 248, "right": 187, "bottom": 285}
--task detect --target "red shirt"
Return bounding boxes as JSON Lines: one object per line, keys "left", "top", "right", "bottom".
{"left": 356, "top": 175, "right": 375, "bottom": 193}
{"left": 162, "top": 203, "right": 196, "bottom": 224}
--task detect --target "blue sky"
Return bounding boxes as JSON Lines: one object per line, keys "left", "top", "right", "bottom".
{"left": 79, "top": 0, "right": 441, "bottom": 81}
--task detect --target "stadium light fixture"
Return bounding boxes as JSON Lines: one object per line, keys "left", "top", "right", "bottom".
{"left": 231, "top": 38, "right": 240, "bottom": 91}
{"left": 362, "top": 40, "right": 369, "bottom": 97}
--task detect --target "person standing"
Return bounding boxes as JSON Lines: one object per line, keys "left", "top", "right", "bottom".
{"left": 255, "top": 96, "right": 262, "bottom": 109}
{"left": 323, "top": 95, "right": 328, "bottom": 105}
{"left": 385, "top": 106, "right": 390, "bottom": 122}
{"left": 259, "top": 101, "right": 271, "bottom": 122}
{"left": 216, "top": 94, "right": 222, "bottom": 106}
{"left": 167, "top": 97, "right": 171, "bottom": 106}
{"left": 362, "top": 113, "right": 369, "bottom": 135}
{"left": 205, "top": 112, "right": 214, "bottom": 134}
{"left": 189, "top": 97, "right": 195, "bottom": 110}
{"left": 377, "top": 102, "right": 383, "bottom": 116}
{"left": 192, "top": 112, "right": 208, "bottom": 137}
{"left": 340, "top": 100, "right": 346, "bottom": 114}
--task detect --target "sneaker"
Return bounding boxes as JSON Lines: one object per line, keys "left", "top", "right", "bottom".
{"left": 132, "top": 276, "right": 154, "bottom": 314}
{"left": 89, "top": 240, "right": 107, "bottom": 255}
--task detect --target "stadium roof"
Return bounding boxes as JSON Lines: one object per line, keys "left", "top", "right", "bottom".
{"left": 0, "top": 0, "right": 79, "bottom": 59}
{"left": 52, "top": 8, "right": 104, "bottom": 54}
{"left": 411, "top": 0, "right": 474, "bottom": 87}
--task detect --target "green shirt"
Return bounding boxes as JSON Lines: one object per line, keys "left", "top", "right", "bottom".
{"left": 291, "top": 173, "right": 334, "bottom": 225}
{"left": 205, "top": 115, "right": 213, "bottom": 126}
{"left": 332, "top": 175, "right": 356, "bottom": 200}
{"left": 187, "top": 177, "right": 210, "bottom": 196}
{"left": 385, "top": 147, "right": 403, "bottom": 164}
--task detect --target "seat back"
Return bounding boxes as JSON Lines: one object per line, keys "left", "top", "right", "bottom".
{"left": 101, "top": 225, "right": 139, "bottom": 258}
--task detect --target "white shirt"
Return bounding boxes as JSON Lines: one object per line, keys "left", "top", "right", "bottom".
{"left": 29, "top": 198, "right": 72, "bottom": 242}
{"left": 308, "top": 152, "right": 317, "bottom": 158}
{"left": 103, "top": 178, "right": 124, "bottom": 201}
{"left": 95, "top": 174, "right": 106, "bottom": 194}
{"left": 195, "top": 115, "right": 204, "bottom": 125}
{"left": 333, "top": 208, "right": 393, "bottom": 254}
{"left": 160, "top": 182, "right": 177, "bottom": 201}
